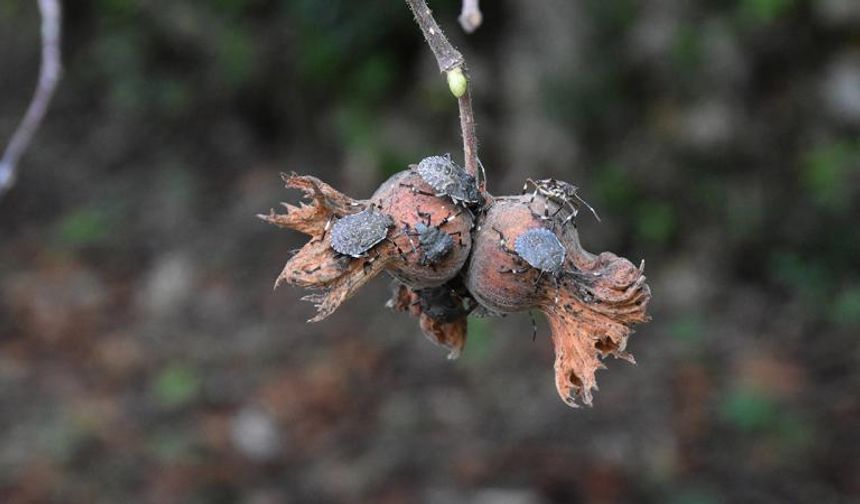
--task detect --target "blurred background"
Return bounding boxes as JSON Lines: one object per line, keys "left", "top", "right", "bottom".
{"left": 1, "top": 1, "right": 859, "bottom": 503}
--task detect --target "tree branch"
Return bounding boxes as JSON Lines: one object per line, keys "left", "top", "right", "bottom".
{"left": 0, "top": 0, "right": 63, "bottom": 197}
{"left": 405, "top": 0, "right": 480, "bottom": 185}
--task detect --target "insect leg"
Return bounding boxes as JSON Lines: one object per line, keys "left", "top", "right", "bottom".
{"left": 448, "top": 230, "right": 464, "bottom": 246}
{"left": 384, "top": 236, "right": 410, "bottom": 263}
{"left": 574, "top": 192, "right": 601, "bottom": 222}
{"left": 529, "top": 310, "right": 537, "bottom": 342}
{"left": 399, "top": 183, "right": 436, "bottom": 198}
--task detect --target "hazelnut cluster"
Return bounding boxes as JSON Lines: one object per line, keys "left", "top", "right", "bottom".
{"left": 260, "top": 156, "right": 651, "bottom": 407}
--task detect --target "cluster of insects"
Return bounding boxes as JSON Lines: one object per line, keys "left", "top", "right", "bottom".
{"left": 326, "top": 154, "right": 484, "bottom": 270}
{"left": 262, "top": 0, "right": 651, "bottom": 407}
{"left": 326, "top": 155, "right": 596, "bottom": 302}
{"left": 261, "top": 152, "right": 651, "bottom": 408}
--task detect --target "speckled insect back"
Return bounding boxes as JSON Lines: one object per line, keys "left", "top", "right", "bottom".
{"left": 415, "top": 154, "right": 483, "bottom": 207}
{"left": 330, "top": 209, "right": 394, "bottom": 258}
{"left": 514, "top": 228, "right": 566, "bottom": 275}
{"left": 414, "top": 222, "right": 455, "bottom": 265}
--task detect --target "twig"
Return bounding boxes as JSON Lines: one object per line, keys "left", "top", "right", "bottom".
{"left": 458, "top": 0, "right": 483, "bottom": 33}
{"left": 0, "top": 0, "right": 63, "bottom": 197}
{"left": 405, "top": 0, "right": 480, "bottom": 185}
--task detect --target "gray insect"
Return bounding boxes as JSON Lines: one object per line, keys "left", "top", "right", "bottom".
{"left": 416, "top": 286, "right": 471, "bottom": 323}
{"left": 493, "top": 225, "right": 587, "bottom": 304}
{"left": 414, "top": 222, "right": 454, "bottom": 265}
{"left": 514, "top": 228, "right": 566, "bottom": 275}
{"left": 330, "top": 208, "right": 394, "bottom": 258}
{"left": 523, "top": 177, "right": 600, "bottom": 225}
{"left": 411, "top": 154, "right": 483, "bottom": 208}
{"left": 405, "top": 209, "right": 462, "bottom": 266}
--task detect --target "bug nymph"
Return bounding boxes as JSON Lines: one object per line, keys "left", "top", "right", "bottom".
{"left": 329, "top": 207, "right": 395, "bottom": 258}
{"left": 409, "top": 154, "right": 484, "bottom": 209}
{"left": 493, "top": 225, "right": 587, "bottom": 304}
{"left": 523, "top": 177, "right": 600, "bottom": 226}
{"left": 414, "top": 285, "right": 473, "bottom": 323}
{"left": 404, "top": 209, "right": 463, "bottom": 266}
{"left": 514, "top": 227, "right": 566, "bottom": 275}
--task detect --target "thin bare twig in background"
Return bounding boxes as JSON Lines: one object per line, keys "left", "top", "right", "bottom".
{"left": 405, "top": 0, "right": 481, "bottom": 186}
{"left": 0, "top": 0, "right": 63, "bottom": 197}
{"left": 458, "top": 0, "right": 482, "bottom": 33}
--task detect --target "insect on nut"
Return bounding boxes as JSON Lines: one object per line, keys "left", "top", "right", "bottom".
{"left": 514, "top": 227, "right": 567, "bottom": 275}
{"left": 330, "top": 208, "right": 394, "bottom": 258}
{"left": 414, "top": 154, "right": 483, "bottom": 208}
{"left": 524, "top": 178, "right": 600, "bottom": 224}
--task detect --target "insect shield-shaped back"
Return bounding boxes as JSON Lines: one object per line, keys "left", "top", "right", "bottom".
{"left": 415, "top": 155, "right": 483, "bottom": 208}
{"left": 414, "top": 222, "right": 455, "bottom": 265}
{"left": 514, "top": 228, "right": 566, "bottom": 275}
{"left": 330, "top": 209, "right": 394, "bottom": 258}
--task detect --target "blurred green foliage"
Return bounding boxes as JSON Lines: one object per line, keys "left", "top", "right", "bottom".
{"left": 55, "top": 207, "right": 114, "bottom": 247}
{"left": 832, "top": 287, "right": 860, "bottom": 327}
{"left": 668, "top": 314, "right": 706, "bottom": 346}
{"left": 720, "top": 388, "right": 778, "bottom": 432}
{"left": 594, "top": 163, "right": 638, "bottom": 212}
{"left": 671, "top": 25, "right": 705, "bottom": 73}
{"left": 720, "top": 387, "right": 813, "bottom": 455}
{"left": 769, "top": 251, "right": 832, "bottom": 301}
{"left": 736, "top": 0, "right": 797, "bottom": 25}
{"left": 153, "top": 364, "right": 201, "bottom": 408}
{"left": 637, "top": 200, "right": 678, "bottom": 245}
{"left": 669, "top": 487, "right": 722, "bottom": 504}
{"left": 801, "top": 140, "right": 860, "bottom": 211}
{"left": 463, "top": 316, "right": 493, "bottom": 364}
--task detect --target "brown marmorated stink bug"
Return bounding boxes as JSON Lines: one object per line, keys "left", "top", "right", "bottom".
{"left": 403, "top": 208, "right": 463, "bottom": 266}
{"left": 410, "top": 154, "right": 484, "bottom": 209}
{"left": 330, "top": 208, "right": 395, "bottom": 258}
{"left": 513, "top": 227, "right": 567, "bottom": 275}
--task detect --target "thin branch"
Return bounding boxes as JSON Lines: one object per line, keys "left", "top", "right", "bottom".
{"left": 0, "top": 0, "right": 63, "bottom": 197}
{"left": 457, "top": 90, "right": 480, "bottom": 187}
{"left": 405, "top": 0, "right": 464, "bottom": 72}
{"left": 405, "top": 0, "right": 481, "bottom": 184}
{"left": 458, "top": 0, "right": 483, "bottom": 34}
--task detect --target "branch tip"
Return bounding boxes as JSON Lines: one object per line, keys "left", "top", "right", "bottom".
{"left": 0, "top": 0, "right": 62, "bottom": 198}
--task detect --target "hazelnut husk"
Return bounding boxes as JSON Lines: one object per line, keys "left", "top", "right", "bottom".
{"left": 260, "top": 169, "right": 651, "bottom": 408}
{"left": 387, "top": 281, "right": 473, "bottom": 359}
{"left": 466, "top": 193, "right": 651, "bottom": 406}
{"left": 371, "top": 170, "right": 473, "bottom": 289}
{"left": 259, "top": 170, "right": 473, "bottom": 321}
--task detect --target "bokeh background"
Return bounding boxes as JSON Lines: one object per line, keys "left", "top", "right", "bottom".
{"left": 1, "top": 1, "right": 859, "bottom": 503}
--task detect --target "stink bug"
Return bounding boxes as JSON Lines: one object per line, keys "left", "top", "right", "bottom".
{"left": 409, "top": 154, "right": 483, "bottom": 208}
{"left": 523, "top": 177, "right": 600, "bottom": 226}
{"left": 330, "top": 208, "right": 394, "bottom": 258}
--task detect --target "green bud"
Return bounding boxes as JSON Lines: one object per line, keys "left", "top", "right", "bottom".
{"left": 446, "top": 68, "right": 468, "bottom": 98}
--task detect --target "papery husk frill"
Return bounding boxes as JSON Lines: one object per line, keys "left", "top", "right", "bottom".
{"left": 466, "top": 195, "right": 651, "bottom": 407}
{"left": 259, "top": 171, "right": 473, "bottom": 322}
